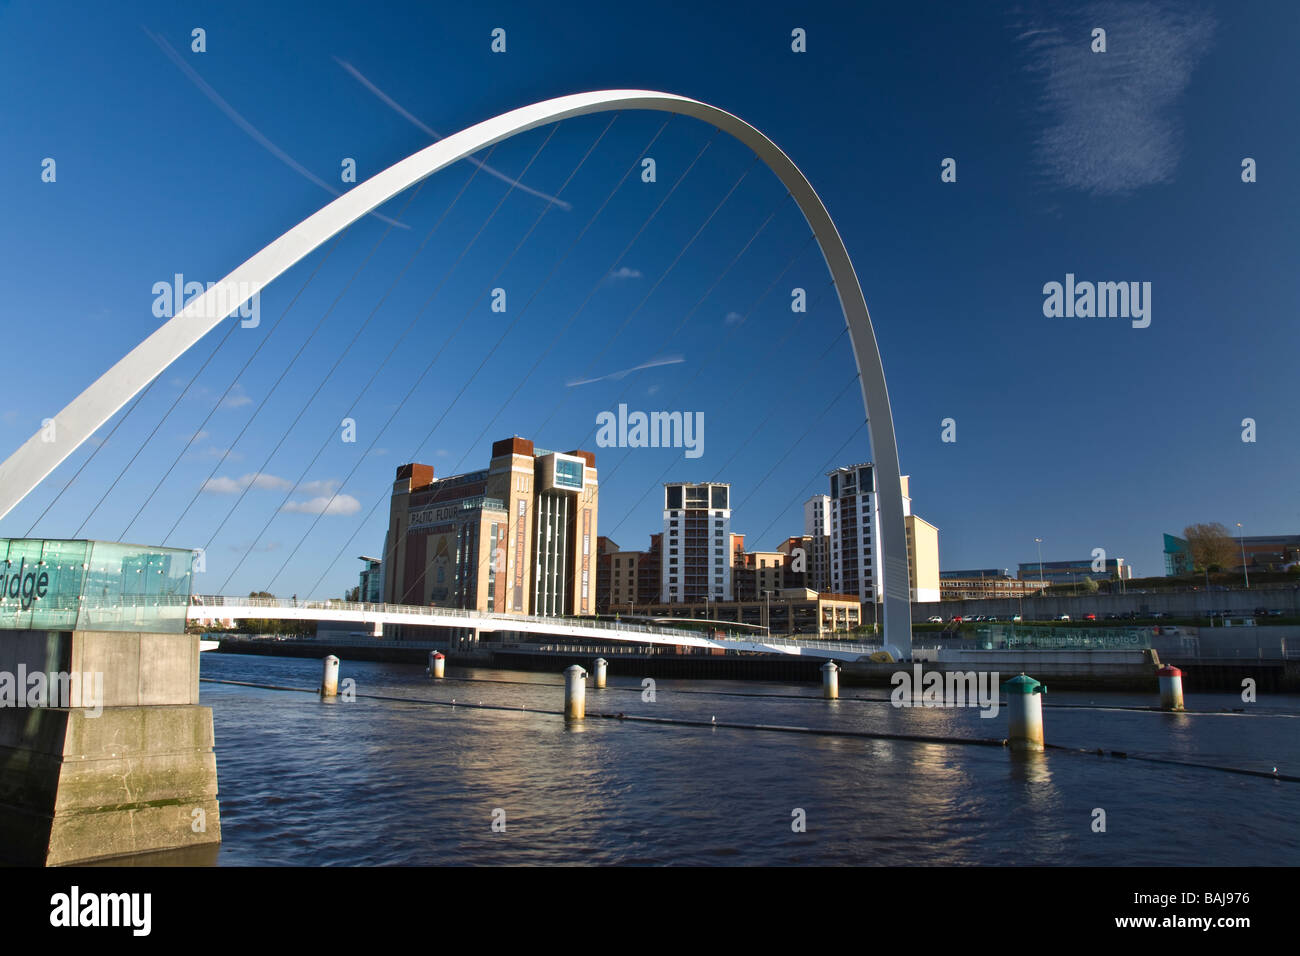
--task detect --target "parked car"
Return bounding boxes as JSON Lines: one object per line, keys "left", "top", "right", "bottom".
{"left": 1151, "top": 612, "right": 1168, "bottom": 619}
{"left": 1084, "top": 613, "right": 1097, "bottom": 621}
{"left": 986, "top": 615, "right": 1000, "bottom": 622}
{"left": 1056, "top": 614, "right": 1071, "bottom": 621}
{"left": 1267, "top": 609, "right": 1284, "bottom": 616}
{"left": 927, "top": 615, "right": 943, "bottom": 623}
{"left": 1011, "top": 614, "right": 1022, "bottom": 622}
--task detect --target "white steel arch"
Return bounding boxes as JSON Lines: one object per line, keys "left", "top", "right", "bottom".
{"left": 0, "top": 90, "right": 912, "bottom": 648}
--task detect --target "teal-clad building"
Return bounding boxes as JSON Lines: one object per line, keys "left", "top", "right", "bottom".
{"left": 1163, "top": 534, "right": 1194, "bottom": 576}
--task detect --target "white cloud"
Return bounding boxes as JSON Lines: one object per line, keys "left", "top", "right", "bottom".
{"left": 608, "top": 266, "right": 642, "bottom": 281}
{"left": 1016, "top": 1, "right": 1215, "bottom": 195}
{"left": 201, "top": 472, "right": 293, "bottom": 495}
{"left": 220, "top": 385, "right": 253, "bottom": 409}
{"left": 201, "top": 476, "right": 241, "bottom": 495}
{"left": 280, "top": 494, "right": 362, "bottom": 516}
{"left": 296, "top": 479, "right": 340, "bottom": 496}
{"left": 723, "top": 311, "right": 744, "bottom": 325}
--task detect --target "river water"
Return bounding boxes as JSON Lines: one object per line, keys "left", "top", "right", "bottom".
{"left": 200, "top": 652, "right": 1300, "bottom": 866}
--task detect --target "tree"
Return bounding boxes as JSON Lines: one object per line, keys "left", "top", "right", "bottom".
{"left": 1079, "top": 576, "right": 1099, "bottom": 594}
{"left": 344, "top": 586, "right": 360, "bottom": 602}
{"left": 1183, "top": 523, "right": 1237, "bottom": 572}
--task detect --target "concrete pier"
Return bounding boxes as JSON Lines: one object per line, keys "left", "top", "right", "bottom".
{"left": 0, "top": 629, "right": 221, "bottom": 865}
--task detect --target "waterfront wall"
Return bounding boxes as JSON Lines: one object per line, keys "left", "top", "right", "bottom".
{"left": 919, "top": 587, "right": 1300, "bottom": 622}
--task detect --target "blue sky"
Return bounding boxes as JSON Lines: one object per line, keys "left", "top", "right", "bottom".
{"left": 0, "top": 0, "right": 1296, "bottom": 597}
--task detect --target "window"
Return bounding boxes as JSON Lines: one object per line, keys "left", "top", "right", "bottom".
{"left": 555, "top": 458, "right": 584, "bottom": 489}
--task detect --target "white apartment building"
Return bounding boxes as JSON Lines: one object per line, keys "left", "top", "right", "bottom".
{"left": 661, "top": 482, "right": 732, "bottom": 603}
{"left": 810, "top": 464, "right": 939, "bottom": 604}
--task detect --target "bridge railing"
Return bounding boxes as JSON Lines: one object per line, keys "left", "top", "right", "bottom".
{"left": 190, "top": 594, "right": 710, "bottom": 640}
{"left": 189, "top": 594, "right": 886, "bottom": 654}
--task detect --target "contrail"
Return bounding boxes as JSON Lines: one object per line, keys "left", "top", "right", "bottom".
{"left": 335, "top": 57, "right": 572, "bottom": 211}
{"left": 142, "top": 28, "right": 409, "bottom": 229}
{"left": 566, "top": 355, "right": 684, "bottom": 387}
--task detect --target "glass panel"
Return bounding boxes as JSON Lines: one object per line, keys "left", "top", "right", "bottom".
{"left": 0, "top": 538, "right": 192, "bottom": 633}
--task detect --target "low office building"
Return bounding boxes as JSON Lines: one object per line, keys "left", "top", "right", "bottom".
{"left": 940, "top": 573, "right": 1047, "bottom": 601}
{"left": 1017, "top": 558, "right": 1132, "bottom": 586}
{"left": 732, "top": 548, "right": 808, "bottom": 601}
{"left": 616, "top": 587, "right": 861, "bottom": 636}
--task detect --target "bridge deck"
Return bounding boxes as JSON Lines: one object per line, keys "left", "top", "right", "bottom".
{"left": 190, "top": 595, "right": 881, "bottom": 661}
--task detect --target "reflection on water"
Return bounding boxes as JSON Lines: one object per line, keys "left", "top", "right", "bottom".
{"left": 197, "top": 653, "right": 1300, "bottom": 866}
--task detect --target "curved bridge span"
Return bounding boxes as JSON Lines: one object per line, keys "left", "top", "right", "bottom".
{"left": 190, "top": 595, "right": 881, "bottom": 662}
{"left": 2, "top": 89, "right": 911, "bottom": 647}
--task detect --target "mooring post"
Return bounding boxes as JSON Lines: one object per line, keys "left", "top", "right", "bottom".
{"left": 821, "top": 660, "right": 839, "bottom": 699}
{"left": 564, "top": 665, "right": 587, "bottom": 720}
{"left": 1158, "top": 665, "right": 1184, "bottom": 711}
{"left": 1003, "top": 673, "right": 1045, "bottom": 751}
{"left": 321, "top": 655, "right": 340, "bottom": 698}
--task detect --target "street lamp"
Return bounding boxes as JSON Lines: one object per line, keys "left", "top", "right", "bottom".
{"left": 1035, "top": 537, "right": 1046, "bottom": 596}
{"left": 1237, "top": 522, "right": 1250, "bottom": 589}
{"left": 762, "top": 589, "right": 772, "bottom": 636}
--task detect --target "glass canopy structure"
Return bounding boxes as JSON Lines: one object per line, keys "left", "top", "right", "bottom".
{"left": 0, "top": 538, "right": 193, "bottom": 633}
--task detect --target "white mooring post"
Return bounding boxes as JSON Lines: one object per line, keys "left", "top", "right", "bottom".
{"left": 821, "top": 660, "right": 839, "bottom": 699}
{"left": 428, "top": 651, "right": 446, "bottom": 679}
{"left": 593, "top": 658, "right": 608, "bottom": 689}
{"left": 321, "top": 655, "right": 340, "bottom": 698}
{"left": 564, "top": 665, "right": 587, "bottom": 720}
{"left": 1003, "top": 674, "right": 1045, "bottom": 751}
{"left": 1157, "top": 665, "right": 1184, "bottom": 711}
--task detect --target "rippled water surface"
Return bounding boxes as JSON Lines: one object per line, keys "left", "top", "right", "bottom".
{"left": 201, "top": 652, "right": 1300, "bottom": 865}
